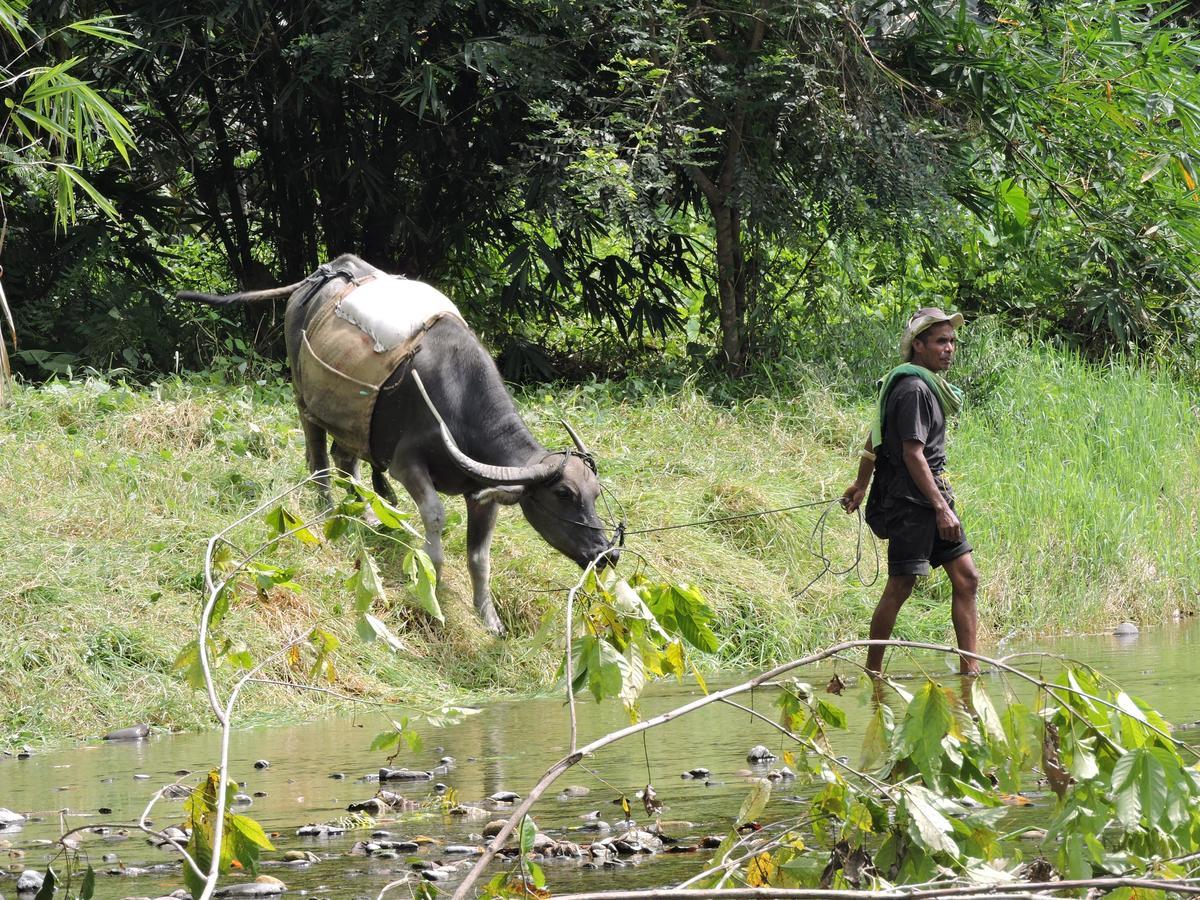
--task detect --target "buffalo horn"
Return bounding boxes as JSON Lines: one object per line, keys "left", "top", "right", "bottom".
{"left": 410, "top": 371, "right": 561, "bottom": 486}
{"left": 560, "top": 419, "right": 592, "bottom": 457}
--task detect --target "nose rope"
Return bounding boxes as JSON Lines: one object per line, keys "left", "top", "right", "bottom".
{"left": 521, "top": 449, "right": 876, "bottom": 594}
{"left": 524, "top": 491, "right": 880, "bottom": 599}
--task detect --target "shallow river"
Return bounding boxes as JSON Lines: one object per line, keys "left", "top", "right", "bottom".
{"left": 3, "top": 624, "right": 1198, "bottom": 899}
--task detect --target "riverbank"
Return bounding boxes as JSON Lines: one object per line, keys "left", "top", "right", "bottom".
{"left": 2, "top": 336, "right": 1196, "bottom": 748}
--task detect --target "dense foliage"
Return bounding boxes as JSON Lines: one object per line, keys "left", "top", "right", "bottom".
{"left": 4, "top": 0, "right": 1200, "bottom": 377}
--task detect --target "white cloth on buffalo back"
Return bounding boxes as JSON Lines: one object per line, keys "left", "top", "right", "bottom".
{"left": 334, "top": 277, "right": 465, "bottom": 353}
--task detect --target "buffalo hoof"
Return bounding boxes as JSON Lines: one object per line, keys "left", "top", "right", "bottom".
{"left": 481, "top": 614, "right": 505, "bottom": 637}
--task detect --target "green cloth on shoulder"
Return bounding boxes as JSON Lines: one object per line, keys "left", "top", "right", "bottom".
{"left": 869, "top": 363, "right": 964, "bottom": 451}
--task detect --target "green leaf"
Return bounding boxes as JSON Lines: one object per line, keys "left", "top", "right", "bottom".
{"left": 347, "top": 548, "right": 387, "bottom": 614}
{"left": 34, "top": 867, "right": 56, "bottom": 900}
{"left": 208, "top": 582, "right": 232, "bottom": 630}
{"left": 901, "top": 784, "right": 959, "bottom": 857}
{"left": 669, "top": 585, "right": 719, "bottom": 652}
{"left": 357, "top": 612, "right": 408, "bottom": 652}
{"left": 263, "top": 504, "right": 320, "bottom": 545}
{"left": 172, "top": 640, "right": 208, "bottom": 690}
{"left": 1063, "top": 831, "right": 1091, "bottom": 880}
{"left": 860, "top": 701, "right": 893, "bottom": 772}
{"left": 590, "top": 637, "right": 626, "bottom": 702}
{"left": 228, "top": 812, "right": 275, "bottom": 851}
{"left": 324, "top": 514, "right": 349, "bottom": 540}
{"left": 1139, "top": 153, "right": 1171, "bottom": 183}
{"left": 1111, "top": 747, "right": 1167, "bottom": 828}
{"left": 736, "top": 777, "right": 772, "bottom": 826}
{"left": 898, "top": 680, "right": 953, "bottom": 780}
{"left": 816, "top": 698, "right": 848, "bottom": 730}
{"left": 619, "top": 640, "right": 646, "bottom": 720}
{"left": 519, "top": 815, "right": 537, "bottom": 856}
{"left": 970, "top": 681, "right": 1006, "bottom": 745}
{"left": 79, "top": 864, "right": 96, "bottom": 899}
{"left": 307, "top": 627, "right": 339, "bottom": 682}
{"left": 369, "top": 495, "right": 406, "bottom": 528}
{"left": 1067, "top": 744, "right": 1099, "bottom": 782}
{"left": 370, "top": 730, "right": 402, "bottom": 752}
{"left": 403, "top": 549, "right": 443, "bottom": 621}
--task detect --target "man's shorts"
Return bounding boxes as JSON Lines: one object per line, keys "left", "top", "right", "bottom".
{"left": 885, "top": 497, "right": 972, "bottom": 577}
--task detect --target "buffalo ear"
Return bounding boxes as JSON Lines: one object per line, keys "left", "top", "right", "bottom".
{"left": 471, "top": 486, "right": 526, "bottom": 506}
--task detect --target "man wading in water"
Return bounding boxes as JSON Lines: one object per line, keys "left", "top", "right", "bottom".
{"left": 841, "top": 308, "right": 980, "bottom": 676}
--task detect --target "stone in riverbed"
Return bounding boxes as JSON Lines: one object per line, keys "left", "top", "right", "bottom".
{"left": 0, "top": 809, "right": 26, "bottom": 827}
{"left": 253, "top": 759, "right": 270, "bottom": 769}
{"left": 213, "top": 878, "right": 286, "bottom": 897}
{"left": 680, "top": 768, "right": 710, "bottom": 779}
{"left": 482, "top": 820, "right": 508, "bottom": 839}
{"left": 746, "top": 744, "right": 776, "bottom": 763}
{"left": 1114, "top": 622, "right": 1139, "bottom": 636}
{"left": 557, "top": 785, "right": 590, "bottom": 798}
{"left": 596, "top": 828, "right": 663, "bottom": 855}
{"left": 296, "top": 823, "right": 346, "bottom": 838}
{"left": 16, "top": 869, "right": 45, "bottom": 893}
{"left": 282, "top": 849, "right": 320, "bottom": 863}
{"left": 379, "top": 767, "right": 432, "bottom": 782}
{"left": 488, "top": 790, "right": 520, "bottom": 803}
{"left": 103, "top": 724, "right": 150, "bottom": 741}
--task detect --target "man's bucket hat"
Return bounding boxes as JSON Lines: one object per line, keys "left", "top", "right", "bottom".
{"left": 900, "top": 307, "right": 965, "bottom": 361}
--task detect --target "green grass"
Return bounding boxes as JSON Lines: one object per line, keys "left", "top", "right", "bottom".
{"left": 1, "top": 332, "right": 1196, "bottom": 748}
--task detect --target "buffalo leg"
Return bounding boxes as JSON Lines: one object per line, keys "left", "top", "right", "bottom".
{"left": 465, "top": 496, "right": 504, "bottom": 636}
{"left": 392, "top": 463, "right": 446, "bottom": 579}
{"left": 330, "top": 442, "right": 360, "bottom": 482}
{"left": 370, "top": 466, "right": 398, "bottom": 504}
{"left": 300, "top": 414, "right": 334, "bottom": 507}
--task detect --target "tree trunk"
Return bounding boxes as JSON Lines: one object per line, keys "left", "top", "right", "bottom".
{"left": 711, "top": 199, "right": 744, "bottom": 372}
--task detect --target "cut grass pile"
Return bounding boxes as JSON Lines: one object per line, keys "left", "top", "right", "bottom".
{"left": 1, "top": 336, "right": 1196, "bottom": 747}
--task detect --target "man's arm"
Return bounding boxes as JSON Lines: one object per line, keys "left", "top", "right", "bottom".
{"left": 901, "top": 439, "right": 962, "bottom": 541}
{"left": 841, "top": 435, "right": 875, "bottom": 513}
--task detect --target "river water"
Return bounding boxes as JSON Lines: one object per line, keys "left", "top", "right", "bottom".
{"left": 2, "top": 624, "right": 1198, "bottom": 899}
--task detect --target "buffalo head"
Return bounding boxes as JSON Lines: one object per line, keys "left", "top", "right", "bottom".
{"left": 413, "top": 372, "right": 619, "bottom": 571}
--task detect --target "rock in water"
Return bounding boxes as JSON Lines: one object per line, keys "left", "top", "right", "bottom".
{"left": 1114, "top": 622, "right": 1139, "bottom": 636}
{"left": 488, "top": 790, "right": 521, "bottom": 803}
{"left": 0, "top": 809, "right": 26, "bottom": 827}
{"left": 746, "top": 744, "right": 776, "bottom": 763}
{"left": 213, "top": 879, "right": 286, "bottom": 896}
{"left": 103, "top": 724, "right": 150, "bottom": 741}
{"left": 16, "top": 869, "right": 44, "bottom": 892}
{"left": 378, "top": 767, "right": 432, "bottom": 781}
{"left": 482, "top": 820, "right": 508, "bottom": 839}
{"left": 253, "top": 759, "right": 270, "bottom": 769}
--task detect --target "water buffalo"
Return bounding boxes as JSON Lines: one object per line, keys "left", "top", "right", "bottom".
{"left": 179, "top": 254, "right": 618, "bottom": 634}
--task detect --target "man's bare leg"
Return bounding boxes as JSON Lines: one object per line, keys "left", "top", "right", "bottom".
{"left": 944, "top": 552, "right": 980, "bottom": 675}
{"left": 867, "top": 574, "right": 917, "bottom": 674}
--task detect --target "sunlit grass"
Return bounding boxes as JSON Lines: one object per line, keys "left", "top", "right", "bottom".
{"left": 1, "top": 333, "right": 1196, "bottom": 747}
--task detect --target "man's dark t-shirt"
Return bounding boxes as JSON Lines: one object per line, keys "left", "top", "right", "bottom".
{"left": 879, "top": 376, "right": 950, "bottom": 507}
